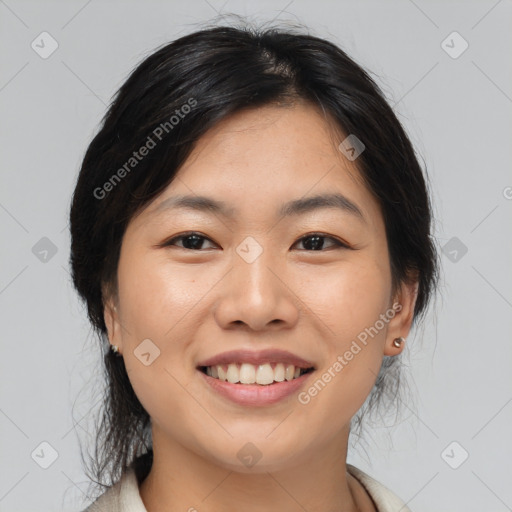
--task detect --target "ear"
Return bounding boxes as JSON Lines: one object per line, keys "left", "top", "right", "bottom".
{"left": 383, "top": 278, "right": 419, "bottom": 356}
{"left": 103, "top": 294, "right": 123, "bottom": 354}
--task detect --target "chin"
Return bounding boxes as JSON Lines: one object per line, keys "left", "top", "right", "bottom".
{"left": 199, "top": 436, "right": 305, "bottom": 474}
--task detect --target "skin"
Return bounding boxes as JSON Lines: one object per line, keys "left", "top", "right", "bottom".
{"left": 104, "top": 101, "right": 418, "bottom": 512}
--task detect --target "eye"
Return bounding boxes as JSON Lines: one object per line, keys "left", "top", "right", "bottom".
{"left": 163, "top": 232, "right": 217, "bottom": 250}
{"left": 292, "top": 233, "right": 349, "bottom": 251}
{"left": 162, "top": 231, "right": 350, "bottom": 251}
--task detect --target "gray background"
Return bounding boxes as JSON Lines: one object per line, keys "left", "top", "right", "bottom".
{"left": 1, "top": 1, "right": 511, "bottom": 511}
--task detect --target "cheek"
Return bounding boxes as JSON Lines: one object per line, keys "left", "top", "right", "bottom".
{"left": 114, "top": 248, "right": 201, "bottom": 396}
{"left": 117, "top": 247, "right": 209, "bottom": 340}
{"left": 115, "top": 249, "right": 208, "bottom": 435}
{"left": 300, "top": 256, "right": 391, "bottom": 342}
{"left": 299, "top": 258, "right": 390, "bottom": 407}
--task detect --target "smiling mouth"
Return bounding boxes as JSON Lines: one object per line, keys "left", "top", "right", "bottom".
{"left": 198, "top": 363, "right": 315, "bottom": 386}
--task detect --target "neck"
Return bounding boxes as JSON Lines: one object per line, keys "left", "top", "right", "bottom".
{"left": 139, "top": 425, "right": 376, "bottom": 512}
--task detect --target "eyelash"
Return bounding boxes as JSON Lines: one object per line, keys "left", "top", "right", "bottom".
{"left": 162, "top": 231, "right": 351, "bottom": 251}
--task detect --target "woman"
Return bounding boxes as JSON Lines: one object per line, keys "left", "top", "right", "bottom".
{"left": 70, "top": 22, "right": 438, "bottom": 512}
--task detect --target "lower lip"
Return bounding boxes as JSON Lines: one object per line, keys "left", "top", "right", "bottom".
{"left": 198, "top": 369, "right": 314, "bottom": 406}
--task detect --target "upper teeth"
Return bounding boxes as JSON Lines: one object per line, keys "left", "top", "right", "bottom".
{"left": 205, "top": 363, "right": 306, "bottom": 385}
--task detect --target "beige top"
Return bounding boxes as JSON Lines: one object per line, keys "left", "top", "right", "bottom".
{"left": 83, "top": 463, "right": 412, "bottom": 512}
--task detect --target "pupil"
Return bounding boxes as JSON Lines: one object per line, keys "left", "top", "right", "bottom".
{"left": 184, "top": 235, "right": 203, "bottom": 250}
{"left": 304, "top": 235, "right": 323, "bottom": 250}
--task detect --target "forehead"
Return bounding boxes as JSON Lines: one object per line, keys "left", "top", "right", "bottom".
{"left": 137, "top": 103, "right": 383, "bottom": 232}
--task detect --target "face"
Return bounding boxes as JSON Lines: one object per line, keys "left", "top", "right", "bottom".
{"left": 105, "top": 102, "right": 417, "bottom": 473}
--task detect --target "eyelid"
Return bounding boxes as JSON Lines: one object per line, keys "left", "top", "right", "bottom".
{"left": 161, "top": 231, "right": 351, "bottom": 251}
{"left": 162, "top": 231, "right": 218, "bottom": 249}
{"left": 295, "top": 232, "right": 351, "bottom": 250}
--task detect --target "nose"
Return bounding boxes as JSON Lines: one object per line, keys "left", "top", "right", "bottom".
{"left": 213, "top": 244, "right": 300, "bottom": 332}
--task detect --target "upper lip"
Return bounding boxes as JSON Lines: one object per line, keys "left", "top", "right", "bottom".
{"left": 197, "top": 349, "right": 315, "bottom": 369}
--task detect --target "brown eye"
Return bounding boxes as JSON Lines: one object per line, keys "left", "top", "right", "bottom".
{"left": 162, "top": 232, "right": 350, "bottom": 251}
{"left": 164, "top": 232, "right": 217, "bottom": 250}
{"left": 293, "top": 234, "right": 349, "bottom": 251}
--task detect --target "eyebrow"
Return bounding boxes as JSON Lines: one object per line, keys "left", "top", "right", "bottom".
{"left": 152, "top": 193, "right": 365, "bottom": 222}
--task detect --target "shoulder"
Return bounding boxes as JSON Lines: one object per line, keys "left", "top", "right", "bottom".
{"left": 81, "top": 468, "right": 147, "bottom": 512}
{"left": 347, "top": 464, "right": 412, "bottom": 512}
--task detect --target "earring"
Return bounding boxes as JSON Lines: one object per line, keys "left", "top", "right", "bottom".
{"left": 393, "top": 337, "right": 405, "bottom": 348}
{"left": 111, "top": 344, "right": 121, "bottom": 355}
